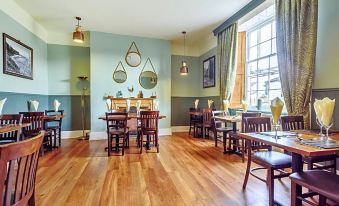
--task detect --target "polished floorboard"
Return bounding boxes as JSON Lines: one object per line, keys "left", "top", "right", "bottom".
{"left": 36, "top": 132, "right": 291, "bottom": 206}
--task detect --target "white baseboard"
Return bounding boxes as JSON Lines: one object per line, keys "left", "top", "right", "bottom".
{"left": 61, "top": 130, "right": 90, "bottom": 139}
{"left": 171, "top": 126, "right": 189, "bottom": 132}
{"left": 89, "top": 128, "right": 172, "bottom": 140}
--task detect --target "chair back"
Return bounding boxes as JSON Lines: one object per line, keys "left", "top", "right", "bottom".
{"left": 189, "top": 107, "right": 201, "bottom": 122}
{"left": 212, "top": 110, "right": 226, "bottom": 130}
{"left": 45, "top": 110, "right": 64, "bottom": 127}
{"left": 0, "top": 133, "right": 43, "bottom": 206}
{"left": 281, "top": 115, "right": 304, "bottom": 131}
{"left": 244, "top": 117, "right": 271, "bottom": 133}
{"left": 19, "top": 112, "right": 44, "bottom": 138}
{"left": 105, "top": 112, "right": 128, "bottom": 136}
{"left": 0, "top": 114, "right": 23, "bottom": 142}
{"left": 241, "top": 112, "right": 261, "bottom": 132}
{"left": 244, "top": 117, "right": 272, "bottom": 150}
{"left": 140, "top": 111, "right": 159, "bottom": 132}
{"left": 202, "top": 108, "right": 212, "bottom": 125}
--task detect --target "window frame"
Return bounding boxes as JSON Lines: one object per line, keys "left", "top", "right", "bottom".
{"left": 244, "top": 16, "right": 281, "bottom": 110}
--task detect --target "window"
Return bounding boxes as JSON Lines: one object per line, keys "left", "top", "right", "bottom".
{"left": 240, "top": 5, "right": 282, "bottom": 111}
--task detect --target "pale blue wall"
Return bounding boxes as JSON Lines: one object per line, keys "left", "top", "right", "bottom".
{"left": 0, "top": 10, "right": 48, "bottom": 95}
{"left": 90, "top": 31, "right": 171, "bottom": 131}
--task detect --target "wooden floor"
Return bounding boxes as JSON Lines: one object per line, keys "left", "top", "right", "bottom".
{"left": 36, "top": 132, "right": 292, "bottom": 206}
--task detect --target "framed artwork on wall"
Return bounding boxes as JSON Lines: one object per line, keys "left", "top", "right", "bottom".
{"left": 203, "top": 56, "right": 215, "bottom": 88}
{"left": 3, "top": 33, "right": 33, "bottom": 80}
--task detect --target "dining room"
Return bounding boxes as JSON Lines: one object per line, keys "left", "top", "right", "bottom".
{"left": 0, "top": 0, "right": 339, "bottom": 205}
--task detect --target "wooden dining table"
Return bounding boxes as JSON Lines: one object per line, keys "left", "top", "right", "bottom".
{"left": 238, "top": 131, "right": 339, "bottom": 206}
{"left": 44, "top": 114, "right": 65, "bottom": 122}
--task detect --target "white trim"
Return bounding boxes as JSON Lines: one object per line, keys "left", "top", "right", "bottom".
{"left": 61, "top": 130, "right": 90, "bottom": 139}
{"left": 89, "top": 128, "right": 172, "bottom": 140}
{"left": 171, "top": 126, "right": 189, "bottom": 132}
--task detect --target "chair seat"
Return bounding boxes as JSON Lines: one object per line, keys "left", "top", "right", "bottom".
{"left": 109, "top": 129, "right": 128, "bottom": 136}
{"left": 290, "top": 170, "right": 339, "bottom": 202}
{"left": 46, "top": 125, "right": 61, "bottom": 130}
{"left": 253, "top": 151, "right": 292, "bottom": 169}
{"left": 215, "top": 127, "right": 233, "bottom": 133}
{"left": 196, "top": 123, "right": 212, "bottom": 127}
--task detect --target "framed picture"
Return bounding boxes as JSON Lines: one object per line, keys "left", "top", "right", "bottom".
{"left": 3, "top": 33, "right": 33, "bottom": 79}
{"left": 203, "top": 56, "right": 215, "bottom": 88}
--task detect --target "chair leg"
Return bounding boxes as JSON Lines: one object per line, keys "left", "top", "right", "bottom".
{"left": 140, "top": 133, "right": 143, "bottom": 154}
{"left": 291, "top": 181, "right": 297, "bottom": 206}
{"left": 58, "top": 128, "right": 62, "bottom": 147}
{"left": 214, "top": 131, "right": 218, "bottom": 147}
{"left": 319, "top": 195, "right": 326, "bottom": 205}
{"left": 108, "top": 136, "right": 111, "bottom": 156}
{"left": 243, "top": 140, "right": 252, "bottom": 190}
{"left": 223, "top": 132, "right": 226, "bottom": 153}
{"left": 122, "top": 136, "right": 125, "bottom": 156}
{"left": 28, "top": 190, "right": 35, "bottom": 206}
{"left": 156, "top": 133, "right": 159, "bottom": 153}
{"left": 267, "top": 168, "right": 274, "bottom": 206}
{"left": 241, "top": 139, "right": 245, "bottom": 163}
{"left": 333, "top": 159, "right": 337, "bottom": 174}
{"left": 189, "top": 122, "right": 192, "bottom": 135}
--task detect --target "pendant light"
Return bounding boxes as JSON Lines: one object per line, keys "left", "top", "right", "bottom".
{"left": 180, "top": 31, "right": 188, "bottom": 75}
{"left": 73, "top": 17, "right": 84, "bottom": 43}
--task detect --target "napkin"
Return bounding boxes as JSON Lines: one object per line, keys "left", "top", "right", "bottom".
{"left": 106, "top": 98, "right": 112, "bottom": 111}
{"left": 154, "top": 99, "right": 159, "bottom": 110}
{"left": 28, "top": 100, "right": 39, "bottom": 112}
{"left": 223, "top": 100, "right": 230, "bottom": 112}
{"left": 319, "top": 97, "right": 335, "bottom": 127}
{"left": 194, "top": 99, "right": 199, "bottom": 109}
{"left": 313, "top": 99, "right": 322, "bottom": 121}
{"left": 270, "top": 97, "right": 284, "bottom": 125}
{"left": 53, "top": 99, "right": 61, "bottom": 111}
{"left": 0, "top": 98, "right": 7, "bottom": 115}
{"left": 208, "top": 100, "right": 214, "bottom": 109}
{"left": 136, "top": 100, "right": 142, "bottom": 112}
{"left": 242, "top": 100, "right": 249, "bottom": 112}
{"left": 126, "top": 99, "right": 131, "bottom": 112}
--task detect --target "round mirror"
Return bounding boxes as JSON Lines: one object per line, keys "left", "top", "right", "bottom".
{"left": 139, "top": 71, "right": 157, "bottom": 89}
{"left": 113, "top": 70, "right": 127, "bottom": 83}
{"left": 125, "top": 51, "right": 141, "bottom": 67}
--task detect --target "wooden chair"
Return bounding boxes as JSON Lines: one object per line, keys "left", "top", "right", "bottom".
{"left": 281, "top": 115, "right": 337, "bottom": 173}
{"left": 0, "top": 133, "right": 43, "bottom": 206}
{"left": 45, "top": 110, "right": 64, "bottom": 148}
{"left": 0, "top": 114, "right": 23, "bottom": 144}
{"left": 243, "top": 116, "right": 292, "bottom": 206}
{"left": 19, "top": 112, "right": 52, "bottom": 155}
{"left": 195, "top": 108, "right": 212, "bottom": 138}
{"left": 211, "top": 111, "right": 233, "bottom": 153}
{"left": 290, "top": 170, "right": 339, "bottom": 205}
{"left": 189, "top": 108, "right": 201, "bottom": 136}
{"left": 139, "top": 111, "right": 159, "bottom": 153}
{"left": 105, "top": 112, "right": 129, "bottom": 156}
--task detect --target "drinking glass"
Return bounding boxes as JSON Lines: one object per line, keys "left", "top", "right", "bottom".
{"left": 323, "top": 120, "right": 333, "bottom": 142}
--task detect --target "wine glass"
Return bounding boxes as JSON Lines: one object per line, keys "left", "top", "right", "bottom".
{"left": 323, "top": 119, "right": 333, "bottom": 143}
{"left": 316, "top": 117, "right": 324, "bottom": 137}
{"left": 272, "top": 119, "right": 280, "bottom": 140}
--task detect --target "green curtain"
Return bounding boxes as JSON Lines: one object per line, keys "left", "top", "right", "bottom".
{"left": 218, "top": 23, "right": 238, "bottom": 109}
{"left": 275, "top": 0, "right": 318, "bottom": 127}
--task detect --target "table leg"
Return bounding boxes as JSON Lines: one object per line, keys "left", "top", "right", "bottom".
{"left": 291, "top": 152, "right": 303, "bottom": 206}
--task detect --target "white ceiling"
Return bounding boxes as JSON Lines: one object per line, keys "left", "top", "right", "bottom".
{"left": 14, "top": 0, "right": 250, "bottom": 43}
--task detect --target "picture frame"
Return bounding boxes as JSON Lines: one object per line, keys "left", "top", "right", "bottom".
{"left": 203, "top": 56, "right": 215, "bottom": 88}
{"left": 3, "top": 33, "right": 33, "bottom": 80}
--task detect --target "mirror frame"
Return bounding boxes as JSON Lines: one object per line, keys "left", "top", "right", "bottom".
{"left": 113, "top": 61, "right": 128, "bottom": 83}
{"left": 113, "top": 70, "right": 127, "bottom": 83}
{"left": 125, "top": 51, "right": 141, "bottom": 67}
{"left": 139, "top": 71, "right": 157, "bottom": 89}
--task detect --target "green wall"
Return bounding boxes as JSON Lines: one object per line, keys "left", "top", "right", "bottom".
{"left": 47, "top": 44, "right": 90, "bottom": 95}
{"left": 171, "top": 55, "right": 200, "bottom": 97}
{"left": 313, "top": 0, "right": 339, "bottom": 89}
{"left": 90, "top": 31, "right": 171, "bottom": 132}
{"left": 0, "top": 10, "right": 48, "bottom": 95}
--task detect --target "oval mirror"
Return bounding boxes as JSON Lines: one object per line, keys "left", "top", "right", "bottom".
{"left": 113, "top": 70, "right": 127, "bottom": 83}
{"left": 125, "top": 51, "right": 141, "bottom": 67}
{"left": 139, "top": 71, "right": 157, "bottom": 89}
